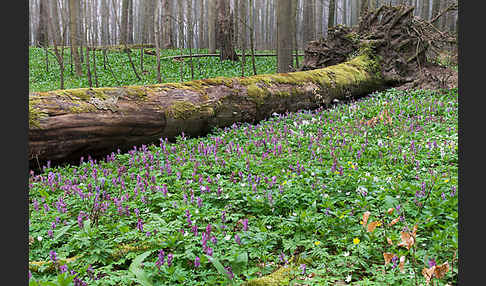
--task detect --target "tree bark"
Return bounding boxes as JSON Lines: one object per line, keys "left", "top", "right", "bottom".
{"left": 69, "top": 0, "right": 83, "bottom": 76}
{"left": 217, "top": 0, "right": 238, "bottom": 61}
{"left": 421, "top": 0, "right": 430, "bottom": 20}
{"left": 277, "top": 0, "right": 293, "bottom": 73}
{"left": 162, "top": 0, "right": 174, "bottom": 48}
{"left": 121, "top": 0, "right": 129, "bottom": 45}
{"left": 29, "top": 53, "right": 385, "bottom": 167}
{"left": 36, "top": 0, "right": 48, "bottom": 47}
{"left": 328, "top": 0, "right": 336, "bottom": 28}
{"left": 303, "top": 0, "right": 315, "bottom": 46}
{"left": 208, "top": 0, "right": 217, "bottom": 53}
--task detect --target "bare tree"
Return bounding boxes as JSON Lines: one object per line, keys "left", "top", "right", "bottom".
{"left": 198, "top": 0, "right": 205, "bottom": 49}
{"left": 421, "top": 0, "right": 430, "bottom": 20}
{"left": 46, "top": 0, "right": 67, "bottom": 89}
{"left": 217, "top": 0, "right": 238, "bottom": 61}
{"left": 36, "top": 0, "right": 48, "bottom": 47}
{"left": 154, "top": 0, "right": 162, "bottom": 83}
{"left": 208, "top": 0, "right": 217, "bottom": 53}
{"left": 161, "top": 0, "right": 174, "bottom": 48}
{"left": 239, "top": 0, "right": 247, "bottom": 76}
{"left": 431, "top": 0, "right": 441, "bottom": 27}
{"left": 69, "top": 0, "right": 83, "bottom": 76}
{"left": 277, "top": 0, "right": 293, "bottom": 73}
{"left": 121, "top": 0, "right": 129, "bottom": 45}
{"left": 303, "top": 0, "right": 316, "bottom": 46}
{"left": 329, "top": 0, "right": 336, "bottom": 28}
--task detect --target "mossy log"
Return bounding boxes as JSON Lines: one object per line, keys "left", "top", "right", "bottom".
{"left": 29, "top": 53, "right": 386, "bottom": 168}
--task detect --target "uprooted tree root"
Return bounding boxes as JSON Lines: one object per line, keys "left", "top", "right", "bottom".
{"left": 300, "top": 4, "right": 457, "bottom": 90}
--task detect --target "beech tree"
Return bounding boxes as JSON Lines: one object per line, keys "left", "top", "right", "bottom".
{"left": 277, "top": 0, "right": 293, "bottom": 73}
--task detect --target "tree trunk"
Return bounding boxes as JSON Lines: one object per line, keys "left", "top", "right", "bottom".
{"left": 121, "top": 0, "right": 129, "bottom": 45}
{"left": 431, "top": 0, "right": 441, "bottom": 28}
{"left": 198, "top": 0, "right": 205, "bottom": 49}
{"left": 162, "top": 0, "right": 174, "bottom": 48}
{"left": 217, "top": 0, "right": 238, "bottom": 61}
{"left": 316, "top": 0, "right": 323, "bottom": 37}
{"left": 178, "top": 0, "right": 184, "bottom": 48}
{"left": 240, "top": 0, "right": 247, "bottom": 76}
{"left": 29, "top": 53, "right": 384, "bottom": 167}
{"left": 69, "top": 0, "right": 83, "bottom": 76}
{"left": 208, "top": 0, "right": 217, "bottom": 53}
{"left": 303, "top": 0, "right": 316, "bottom": 46}
{"left": 421, "top": 0, "right": 430, "bottom": 20}
{"left": 328, "top": 0, "right": 336, "bottom": 28}
{"left": 277, "top": 0, "right": 293, "bottom": 73}
{"left": 36, "top": 0, "right": 47, "bottom": 47}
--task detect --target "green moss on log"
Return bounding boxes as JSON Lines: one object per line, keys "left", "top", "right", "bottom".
{"left": 166, "top": 101, "right": 199, "bottom": 119}
{"left": 244, "top": 265, "right": 296, "bottom": 286}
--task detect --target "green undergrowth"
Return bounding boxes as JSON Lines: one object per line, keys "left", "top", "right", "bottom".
{"left": 29, "top": 47, "right": 303, "bottom": 92}
{"left": 29, "top": 88, "right": 457, "bottom": 285}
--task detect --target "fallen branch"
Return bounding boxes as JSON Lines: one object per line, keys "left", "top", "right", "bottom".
{"left": 149, "top": 53, "right": 305, "bottom": 60}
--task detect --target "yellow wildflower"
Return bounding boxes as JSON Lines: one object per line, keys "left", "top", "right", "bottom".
{"left": 353, "top": 238, "right": 360, "bottom": 245}
{"left": 444, "top": 179, "right": 449, "bottom": 183}
{"left": 314, "top": 241, "right": 321, "bottom": 246}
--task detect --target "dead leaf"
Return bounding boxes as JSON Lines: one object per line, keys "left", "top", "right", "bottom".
{"left": 362, "top": 211, "right": 371, "bottom": 227}
{"left": 387, "top": 237, "right": 393, "bottom": 245}
{"left": 397, "top": 231, "right": 415, "bottom": 250}
{"left": 422, "top": 266, "right": 436, "bottom": 285}
{"left": 383, "top": 252, "right": 394, "bottom": 264}
{"left": 387, "top": 208, "right": 394, "bottom": 215}
{"left": 367, "top": 220, "right": 379, "bottom": 233}
{"left": 412, "top": 224, "right": 418, "bottom": 237}
{"left": 389, "top": 217, "right": 400, "bottom": 226}
{"left": 434, "top": 261, "right": 449, "bottom": 279}
{"left": 399, "top": 256, "right": 406, "bottom": 273}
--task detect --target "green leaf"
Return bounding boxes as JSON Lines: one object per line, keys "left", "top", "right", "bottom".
{"left": 54, "top": 223, "right": 73, "bottom": 241}
{"left": 206, "top": 255, "right": 234, "bottom": 285}
{"left": 128, "top": 250, "right": 154, "bottom": 286}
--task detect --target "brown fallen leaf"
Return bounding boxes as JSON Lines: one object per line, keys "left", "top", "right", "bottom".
{"left": 362, "top": 211, "right": 371, "bottom": 227}
{"left": 399, "top": 256, "right": 406, "bottom": 273}
{"left": 387, "top": 208, "right": 394, "bottom": 215}
{"left": 422, "top": 266, "right": 436, "bottom": 285}
{"left": 387, "top": 237, "right": 393, "bottom": 245}
{"left": 389, "top": 217, "right": 400, "bottom": 226}
{"left": 397, "top": 231, "right": 415, "bottom": 250}
{"left": 367, "top": 221, "right": 379, "bottom": 233}
{"left": 434, "top": 261, "right": 449, "bottom": 279}
{"left": 383, "top": 252, "right": 394, "bottom": 264}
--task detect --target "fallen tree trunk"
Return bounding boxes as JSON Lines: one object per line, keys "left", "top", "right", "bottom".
{"left": 29, "top": 53, "right": 386, "bottom": 168}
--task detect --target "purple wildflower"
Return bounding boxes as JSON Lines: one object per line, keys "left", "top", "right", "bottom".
{"left": 205, "top": 247, "right": 213, "bottom": 256}
{"left": 225, "top": 266, "right": 234, "bottom": 280}
{"left": 428, "top": 258, "right": 436, "bottom": 267}
{"left": 48, "top": 229, "right": 53, "bottom": 238}
{"left": 49, "top": 250, "right": 58, "bottom": 263}
{"left": 242, "top": 219, "right": 249, "bottom": 231}
{"left": 167, "top": 253, "right": 173, "bottom": 266}
{"left": 300, "top": 264, "right": 306, "bottom": 275}
{"left": 59, "top": 264, "right": 68, "bottom": 273}
{"left": 279, "top": 252, "right": 288, "bottom": 264}
{"left": 137, "top": 218, "right": 144, "bottom": 232}
{"left": 156, "top": 250, "right": 165, "bottom": 270}
{"left": 194, "top": 256, "right": 200, "bottom": 268}
{"left": 235, "top": 234, "right": 241, "bottom": 245}
{"left": 391, "top": 256, "right": 398, "bottom": 268}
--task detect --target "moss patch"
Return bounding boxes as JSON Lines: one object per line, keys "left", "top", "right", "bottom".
{"left": 166, "top": 101, "right": 199, "bottom": 120}
{"left": 244, "top": 265, "right": 296, "bottom": 286}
